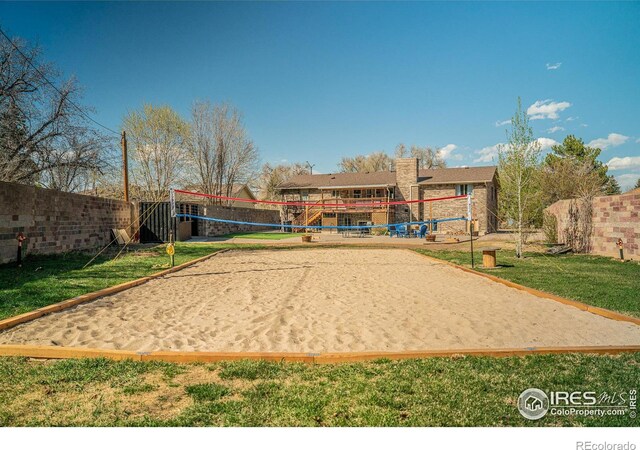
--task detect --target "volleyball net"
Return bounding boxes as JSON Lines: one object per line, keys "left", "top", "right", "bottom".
{"left": 170, "top": 188, "right": 472, "bottom": 231}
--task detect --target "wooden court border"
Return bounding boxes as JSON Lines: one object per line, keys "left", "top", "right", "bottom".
{"left": 0, "top": 246, "right": 638, "bottom": 364}
{"left": 0, "top": 344, "right": 639, "bottom": 364}
{"left": 0, "top": 249, "right": 229, "bottom": 332}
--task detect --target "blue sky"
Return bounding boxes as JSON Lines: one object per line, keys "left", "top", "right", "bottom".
{"left": 1, "top": 1, "right": 639, "bottom": 189}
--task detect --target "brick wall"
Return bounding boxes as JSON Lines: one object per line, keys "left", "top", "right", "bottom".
{"left": 395, "top": 158, "right": 419, "bottom": 223}
{"left": 420, "top": 183, "right": 493, "bottom": 235}
{"left": 202, "top": 205, "right": 282, "bottom": 236}
{"left": 545, "top": 190, "right": 640, "bottom": 260}
{"left": 0, "top": 181, "right": 134, "bottom": 264}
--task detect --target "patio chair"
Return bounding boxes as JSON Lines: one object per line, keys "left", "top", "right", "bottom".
{"left": 414, "top": 224, "right": 427, "bottom": 238}
{"left": 397, "top": 224, "right": 409, "bottom": 238}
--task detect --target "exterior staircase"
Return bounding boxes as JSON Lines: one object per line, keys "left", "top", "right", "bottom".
{"left": 292, "top": 203, "right": 324, "bottom": 232}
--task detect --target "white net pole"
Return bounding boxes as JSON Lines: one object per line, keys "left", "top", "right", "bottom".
{"left": 170, "top": 188, "right": 176, "bottom": 218}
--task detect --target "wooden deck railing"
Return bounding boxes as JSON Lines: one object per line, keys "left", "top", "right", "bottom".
{"left": 291, "top": 197, "right": 390, "bottom": 230}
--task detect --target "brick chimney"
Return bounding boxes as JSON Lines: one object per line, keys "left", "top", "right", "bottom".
{"left": 395, "top": 158, "right": 420, "bottom": 223}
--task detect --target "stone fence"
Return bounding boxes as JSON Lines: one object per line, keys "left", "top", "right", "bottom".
{"left": 201, "top": 205, "right": 281, "bottom": 236}
{"left": 545, "top": 189, "right": 639, "bottom": 260}
{"left": 0, "top": 181, "right": 134, "bottom": 264}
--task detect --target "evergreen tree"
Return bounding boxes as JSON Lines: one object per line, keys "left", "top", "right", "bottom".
{"left": 604, "top": 175, "right": 621, "bottom": 195}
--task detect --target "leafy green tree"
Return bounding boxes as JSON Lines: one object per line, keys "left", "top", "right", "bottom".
{"left": 123, "top": 104, "right": 190, "bottom": 201}
{"left": 498, "top": 97, "right": 542, "bottom": 258}
{"left": 635, "top": 178, "right": 640, "bottom": 190}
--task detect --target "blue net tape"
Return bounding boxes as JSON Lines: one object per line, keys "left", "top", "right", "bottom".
{"left": 175, "top": 213, "right": 467, "bottom": 230}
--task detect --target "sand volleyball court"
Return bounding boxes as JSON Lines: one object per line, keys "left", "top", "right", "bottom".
{"left": 1, "top": 248, "right": 639, "bottom": 352}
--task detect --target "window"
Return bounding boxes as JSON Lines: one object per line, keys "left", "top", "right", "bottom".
{"left": 353, "top": 189, "right": 362, "bottom": 199}
{"left": 301, "top": 190, "right": 309, "bottom": 201}
{"left": 455, "top": 184, "right": 474, "bottom": 196}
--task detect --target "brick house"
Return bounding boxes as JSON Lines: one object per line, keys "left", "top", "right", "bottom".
{"left": 277, "top": 158, "right": 499, "bottom": 235}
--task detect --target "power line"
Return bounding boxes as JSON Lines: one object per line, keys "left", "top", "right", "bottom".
{"left": 0, "top": 26, "right": 120, "bottom": 136}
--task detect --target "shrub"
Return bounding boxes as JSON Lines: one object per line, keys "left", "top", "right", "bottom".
{"left": 542, "top": 211, "right": 558, "bottom": 244}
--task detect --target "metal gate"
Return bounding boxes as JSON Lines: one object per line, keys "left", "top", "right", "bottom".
{"left": 139, "top": 202, "right": 175, "bottom": 243}
{"left": 138, "top": 202, "right": 202, "bottom": 243}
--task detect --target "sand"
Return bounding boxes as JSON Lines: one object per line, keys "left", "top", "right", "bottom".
{"left": 1, "top": 248, "right": 639, "bottom": 352}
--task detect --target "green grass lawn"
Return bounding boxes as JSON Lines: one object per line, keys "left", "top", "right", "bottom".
{"left": 0, "top": 242, "right": 266, "bottom": 321}
{"left": 414, "top": 249, "right": 640, "bottom": 318}
{"left": 222, "top": 232, "right": 296, "bottom": 240}
{"left": 0, "top": 354, "right": 637, "bottom": 426}
{"left": 1, "top": 245, "right": 639, "bottom": 426}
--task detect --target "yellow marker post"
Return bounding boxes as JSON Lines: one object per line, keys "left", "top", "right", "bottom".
{"left": 166, "top": 243, "right": 175, "bottom": 267}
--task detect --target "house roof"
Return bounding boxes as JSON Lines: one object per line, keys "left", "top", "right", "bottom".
{"left": 417, "top": 166, "right": 497, "bottom": 185}
{"left": 175, "top": 184, "right": 256, "bottom": 202}
{"left": 278, "top": 171, "right": 396, "bottom": 190}
{"left": 277, "top": 166, "right": 497, "bottom": 190}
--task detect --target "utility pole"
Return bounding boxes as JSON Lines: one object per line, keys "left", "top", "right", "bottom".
{"left": 121, "top": 131, "right": 129, "bottom": 203}
{"left": 305, "top": 161, "right": 315, "bottom": 175}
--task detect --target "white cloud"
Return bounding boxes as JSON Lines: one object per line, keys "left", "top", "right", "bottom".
{"left": 536, "top": 137, "right": 558, "bottom": 151}
{"left": 636, "top": 138, "right": 640, "bottom": 143}
{"left": 587, "top": 133, "right": 629, "bottom": 149}
{"left": 495, "top": 119, "right": 511, "bottom": 127}
{"left": 547, "top": 126, "right": 565, "bottom": 134}
{"left": 474, "top": 143, "right": 503, "bottom": 163}
{"left": 580, "top": 123, "right": 588, "bottom": 127}
{"left": 527, "top": 99, "right": 572, "bottom": 120}
{"left": 614, "top": 173, "right": 640, "bottom": 191}
{"left": 437, "top": 144, "right": 458, "bottom": 159}
{"left": 566, "top": 116, "right": 577, "bottom": 122}
{"left": 473, "top": 138, "right": 557, "bottom": 163}
{"left": 546, "top": 62, "right": 562, "bottom": 70}
{"left": 606, "top": 156, "right": 640, "bottom": 170}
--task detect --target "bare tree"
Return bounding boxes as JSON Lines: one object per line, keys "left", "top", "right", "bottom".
{"left": 40, "top": 133, "right": 110, "bottom": 192}
{"left": 395, "top": 144, "right": 446, "bottom": 168}
{"left": 540, "top": 157, "right": 603, "bottom": 206}
{"left": 186, "top": 101, "right": 258, "bottom": 204}
{"left": 409, "top": 145, "right": 446, "bottom": 169}
{"left": 498, "top": 97, "right": 542, "bottom": 258}
{"left": 394, "top": 143, "right": 407, "bottom": 158}
{"left": 257, "top": 162, "right": 309, "bottom": 200}
{"left": 0, "top": 35, "right": 106, "bottom": 188}
{"left": 123, "top": 104, "right": 189, "bottom": 202}
{"left": 339, "top": 151, "right": 394, "bottom": 173}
